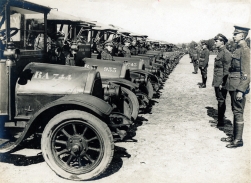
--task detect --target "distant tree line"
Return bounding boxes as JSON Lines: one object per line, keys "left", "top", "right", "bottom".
{"left": 175, "top": 36, "right": 249, "bottom": 54}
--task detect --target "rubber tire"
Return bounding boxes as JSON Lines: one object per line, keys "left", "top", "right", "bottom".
{"left": 121, "top": 87, "right": 139, "bottom": 121}
{"left": 41, "top": 110, "right": 114, "bottom": 181}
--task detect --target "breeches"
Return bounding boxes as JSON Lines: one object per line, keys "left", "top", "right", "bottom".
{"left": 229, "top": 91, "right": 246, "bottom": 122}
{"left": 193, "top": 60, "right": 198, "bottom": 72}
{"left": 214, "top": 87, "right": 228, "bottom": 121}
{"left": 214, "top": 87, "right": 227, "bottom": 102}
{"left": 193, "top": 60, "right": 198, "bottom": 67}
{"left": 199, "top": 67, "right": 207, "bottom": 78}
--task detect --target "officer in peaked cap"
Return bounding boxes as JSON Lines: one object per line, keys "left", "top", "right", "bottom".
{"left": 122, "top": 38, "right": 132, "bottom": 57}
{"left": 190, "top": 43, "right": 200, "bottom": 74}
{"left": 210, "top": 33, "right": 232, "bottom": 127}
{"left": 53, "top": 31, "right": 65, "bottom": 47}
{"left": 222, "top": 25, "right": 250, "bottom": 148}
{"left": 198, "top": 40, "right": 210, "bottom": 88}
{"left": 48, "top": 31, "right": 71, "bottom": 65}
{"left": 101, "top": 40, "right": 114, "bottom": 60}
{"left": 130, "top": 38, "right": 138, "bottom": 55}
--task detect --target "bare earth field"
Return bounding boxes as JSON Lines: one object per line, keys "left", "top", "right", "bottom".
{"left": 0, "top": 54, "right": 250, "bottom": 183}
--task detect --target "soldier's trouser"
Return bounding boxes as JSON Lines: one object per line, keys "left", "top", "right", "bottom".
{"left": 199, "top": 67, "right": 207, "bottom": 78}
{"left": 199, "top": 67, "right": 208, "bottom": 84}
{"left": 229, "top": 91, "right": 246, "bottom": 122}
{"left": 193, "top": 60, "right": 198, "bottom": 72}
{"left": 214, "top": 87, "right": 228, "bottom": 122}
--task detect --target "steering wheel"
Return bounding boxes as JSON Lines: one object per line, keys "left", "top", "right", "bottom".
{"left": 0, "top": 27, "right": 19, "bottom": 40}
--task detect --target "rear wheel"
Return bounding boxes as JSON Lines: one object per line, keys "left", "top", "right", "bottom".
{"left": 121, "top": 87, "right": 139, "bottom": 121}
{"left": 41, "top": 110, "right": 114, "bottom": 181}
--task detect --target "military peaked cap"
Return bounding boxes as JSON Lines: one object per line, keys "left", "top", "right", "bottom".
{"left": 201, "top": 40, "right": 208, "bottom": 46}
{"left": 233, "top": 25, "right": 250, "bottom": 34}
{"left": 124, "top": 38, "right": 131, "bottom": 43}
{"left": 214, "top": 33, "right": 228, "bottom": 43}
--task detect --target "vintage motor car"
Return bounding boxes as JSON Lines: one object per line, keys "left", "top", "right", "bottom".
{"left": 0, "top": 0, "right": 136, "bottom": 180}
{"left": 27, "top": 13, "right": 141, "bottom": 119}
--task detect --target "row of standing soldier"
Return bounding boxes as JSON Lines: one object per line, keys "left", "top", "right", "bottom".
{"left": 189, "top": 25, "right": 250, "bottom": 148}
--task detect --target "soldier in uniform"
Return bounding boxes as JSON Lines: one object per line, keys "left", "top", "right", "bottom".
{"left": 198, "top": 40, "right": 210, "bottom": 88}
{"left": 101, "top": 41, "right": 114, "bottom": 60}
{"left": 122, "top": 38, "right": 132, "bottom": 57}
{"left": 130, "top": 38, "right": 137, "bottom": 55}
{"left": 221, "top": 26, "right": 250, "bottom": 148}
{"left": 246, "top": 37, "right": 250, "bottom": 48}
{"left": 48, "top": 31, "right": 70, "bottom": 65}
{"left": 210, "top": 34, "right": 232, "bottom": 127}
{"left": 188, "top": 48, "right": 193, "bottom": 63}
{"left": 191, "top": 43, "right": 199, "bottom": 74}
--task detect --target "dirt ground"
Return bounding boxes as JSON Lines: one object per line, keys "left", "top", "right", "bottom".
{"left": 0, "top": 54, "right": 250, "bottom": 183}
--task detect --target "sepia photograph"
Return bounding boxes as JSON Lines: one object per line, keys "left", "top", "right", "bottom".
{"left": 0, "top": 0, "right": 250, "bottom": 182}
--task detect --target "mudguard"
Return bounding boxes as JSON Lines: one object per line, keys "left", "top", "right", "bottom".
{"left": 130, "top": 69, "right": 159, "bottom": 84}
{"left": 102, "top": 78, "right": 138, "bottom": 90}
{"left": 131, "top": 70, "right": 160, "bottom": 91}
{"left": 113, "top": 56, "right": 145, "bottom": 70}
{"left": 132, "top": 55, "right": 153, "bottom": 66}
{"left": 152, "top": 63, "right": 165, "bottom": 72}
{"left": 0, "top": 94, "right": 112, "bottom": 153}
{"left": 83, "top": 58, "right": 130, "bottom": 79}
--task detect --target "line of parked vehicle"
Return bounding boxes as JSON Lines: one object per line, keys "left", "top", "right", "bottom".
{"left": 0, "top": 0, "right": 185, "bottom": 181}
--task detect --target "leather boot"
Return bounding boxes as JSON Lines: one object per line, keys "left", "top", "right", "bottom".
{"left": 199, "top": 77, "right": 206, "bottom": 88}
{"left": 211, "top": 101, "right": 225, "bottom": 127}
{"left": 204, "top": 77, "right": 207, "bottom": 85}
{"left": 199, "top": 83, "right": 206, "bottom": 88}
{"left": 211, "top": 120, "right": 224, "bottom": 127}
{"left": 226, "top": 122, "right": 244, "bottom": 148}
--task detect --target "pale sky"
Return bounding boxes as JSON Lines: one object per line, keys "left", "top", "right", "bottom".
{"left": 27, "top": 0, "right": 251, "bottom": 44}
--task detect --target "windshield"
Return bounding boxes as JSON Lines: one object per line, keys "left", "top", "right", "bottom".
{"left": 0, "top": 6, "right": 46, "bottom": 51}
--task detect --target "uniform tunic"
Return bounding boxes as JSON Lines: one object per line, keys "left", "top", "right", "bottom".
{"left": 190, "top": 48, "right": 200, "bottom": 72}
{"left": 225, "top": 41, "right": 250, "bottom": 92}
{"left": 199, "top": 48, "right": 210, "bottom": 68}
{"left": 212, "top": 46, "right": 232, "bottom": 87}
{"left": 212, "top": 46, "right": 232, "bottom": 122}
{"left": 48, "top": 46, "right": 70, "bottom": 65}
{"left": 101, "top": 49, "right": 114, "bottom": 60}
{"left": 225, "top": 40, "right": 250, "bottom": 122}
{"left": 122, "top": 46, "right": 131, "bottom": 57}
{"left": 199, "top": 48, "right": 209, "bottom": 78}
{"left": 190, "top": 48, "right": 200, "bottom": 61}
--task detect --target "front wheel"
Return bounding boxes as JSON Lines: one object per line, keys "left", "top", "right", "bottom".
{"left": 121, "top": 87, "right": 139, "bottom": 121}
{"left": 41, "top": 110, "right": 114, "bottom": 181}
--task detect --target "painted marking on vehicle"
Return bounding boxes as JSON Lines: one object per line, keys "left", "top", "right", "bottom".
{"left": 130, "top": 63, "right": 137, "bottom": 67}
{"left": 104, "top": 67, "right": 117, "bottom": 72}
{"left": 33, "top": 71, "right": 72, "bottom": 80}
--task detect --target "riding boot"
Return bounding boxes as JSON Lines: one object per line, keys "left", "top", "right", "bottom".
{"left": 217, "top": 101, "right": 225, "bottom": 126}
{"left": 204, "top": 77, "right": 207, "bottom": 86}
{"left": 221, "top": 118, "right": 234, "bottom": 142}
{"left": 226, "top": 122, "right": 244, "bottom": 148}
{"left": 199, "top": 77, "right": 206, "bottom": 88}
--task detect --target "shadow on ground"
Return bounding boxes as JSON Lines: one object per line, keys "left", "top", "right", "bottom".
{"left": 206, "top": 106, "right": 233, "bottom": 136}
{"left": 0, "top": 152, "right": 44, "bottom": 166}
{"left": 93, "top": 146, "right": 131, "bottom": 181}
